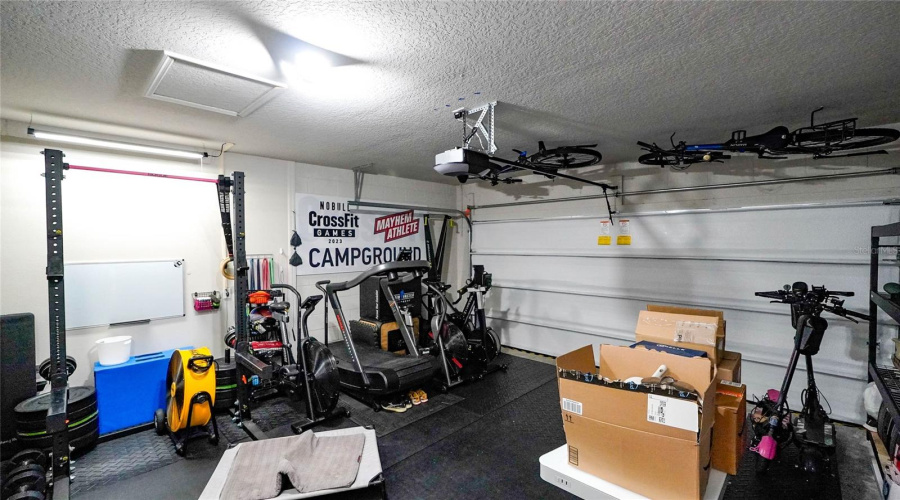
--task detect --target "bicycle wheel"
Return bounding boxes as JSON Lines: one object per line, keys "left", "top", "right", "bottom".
{"left": 782, "top": 127, "right": 899, "bottom": 155}
{"left": 638, "top": 152, "right": 682, "bottom": 166}
{"left": 528, "top": 146, "right": 602, "bottom": 169}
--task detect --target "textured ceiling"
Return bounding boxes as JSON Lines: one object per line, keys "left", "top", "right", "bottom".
{"left": 2, "top": 1, "right": 899, "bottom": 183}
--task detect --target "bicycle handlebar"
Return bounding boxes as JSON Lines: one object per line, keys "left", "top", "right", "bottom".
{"left": 755, "top": 284, "right": 869, "bottom": 322}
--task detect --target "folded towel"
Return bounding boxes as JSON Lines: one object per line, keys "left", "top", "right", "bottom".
{"left": 220, "top": 431, "right": 365, "bottom": 500}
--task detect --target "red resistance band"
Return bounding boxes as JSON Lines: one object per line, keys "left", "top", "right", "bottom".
{"left": 66, "top": 164, "right": 218, "bottom": 184}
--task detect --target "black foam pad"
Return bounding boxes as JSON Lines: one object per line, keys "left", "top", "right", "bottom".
{"left": 1, "top": 314, "right": 37, "bottom": 458}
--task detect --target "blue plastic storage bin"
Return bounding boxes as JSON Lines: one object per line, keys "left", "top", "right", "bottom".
{"left": 94, "top": 346, "right": 192, "bottom": 435}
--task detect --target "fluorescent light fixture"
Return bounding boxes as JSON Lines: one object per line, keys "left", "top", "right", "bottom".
{"left": 28, "top": 128, "right": 207, "bottom": 159}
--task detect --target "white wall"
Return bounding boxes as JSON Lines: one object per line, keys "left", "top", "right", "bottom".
{"left": 462, "top": 152, "right": 900, "bottom": 423}
{"left": 0, "top": 138, "right": 459, "bottom": 388}
{"left": 1, "top": 139, "right": 226, "bottom": 386}
{"left": 290, "top": 162, "right": 461, "bottom": 343}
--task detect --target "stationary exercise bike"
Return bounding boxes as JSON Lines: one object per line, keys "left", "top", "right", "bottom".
{"left": 424, "top": 265, "right": 507, "bottom": 391}
{"left": 224, "top": 284, "right": 347, "bottom": 432}
{"left": 750, "top": 282, "right": 869, "bottom": 474}
{"left": 270, "top": 284, "right": 349, "bottom": 433}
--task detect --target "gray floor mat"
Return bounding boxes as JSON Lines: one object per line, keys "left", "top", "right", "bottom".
{"left": 346, "top": 392, "right": 464, "bottom": 437}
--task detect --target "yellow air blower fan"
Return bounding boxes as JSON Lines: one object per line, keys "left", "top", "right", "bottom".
{"left": 154, "top": 348, "right": 220, "bottom": 455}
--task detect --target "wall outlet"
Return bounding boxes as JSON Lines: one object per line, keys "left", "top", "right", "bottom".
{"left": 556, "top": 476, "right": 570, "bottom": 488}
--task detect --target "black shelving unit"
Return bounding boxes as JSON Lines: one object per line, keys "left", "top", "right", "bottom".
{"left": 868, "top": 222, "right": 900, "bottom": 427}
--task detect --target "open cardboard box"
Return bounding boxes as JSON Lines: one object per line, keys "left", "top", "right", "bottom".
{"left": 711, "top": 381, "right": 747, "bottom": 475}
{"left": 715, "top": 350, "right": 742, "bottom": 383}
{"left": 557, "top": 344, "right": 716, "bottom": 500}
{"left": 639, "top": 306, "right": 726, "bottom": 365}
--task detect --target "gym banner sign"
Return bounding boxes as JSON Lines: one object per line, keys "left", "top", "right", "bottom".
{"left": 295, "top": 194, "right": 425, "bottom": 275}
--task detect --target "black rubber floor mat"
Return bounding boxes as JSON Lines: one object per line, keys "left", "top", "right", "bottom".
{"left": 723, "top": 423, "right": 842, "bottom": 500}
{"left": 377, "top": 404, "right": 481, "bottom": 468}
{"left": 385, "top": 379, "right": 574, "bottom": 499}
{"left": 215, "top": 412, "right": 248, "bottom": 444}
{"left": 347, "top": 392, "right": 464, "bottom": 437}
{"left": 74, "top": 447, "right": 223, "bottom": 500}
{"left": 215, "top": 397, "right": 307, "bottom": 443}
{"left": 451, "top": 352, "right": 557, "bottom": 416}
{"left": 70, "top": 428, "right": 182, "bottom": 496}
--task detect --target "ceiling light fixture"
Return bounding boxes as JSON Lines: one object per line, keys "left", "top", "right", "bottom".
{"left": 27, "top": 128, "right": 208, "bottom": 159}
{"left": 280, "top": 49, "right": 333, "bottom": 83}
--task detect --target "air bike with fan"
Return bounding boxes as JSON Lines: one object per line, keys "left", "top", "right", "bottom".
{"left": 261, "top": 284, "right": 349, "bottom": 433}
{"left": 221, "top": 285, "right": 347, "bottom": 432}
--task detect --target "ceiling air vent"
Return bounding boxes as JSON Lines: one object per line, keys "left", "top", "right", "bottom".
{"left": 145, "top": 51, "right": 286, "bottom": 117}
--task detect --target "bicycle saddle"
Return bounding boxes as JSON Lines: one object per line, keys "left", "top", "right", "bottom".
{"left": 734, "top": 126, "right": 791, "bottom": 151}
{"left": 269, "top": 301, "right": 290, "bottom": 312}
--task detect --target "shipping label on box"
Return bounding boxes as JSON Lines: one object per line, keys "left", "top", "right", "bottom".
{"left": 674, "top": 320, "right": 718, "bottom": 346}
{"left": 647, "top": 394, "right": 700, "bottom": 432}
{"left": 562, "top": 398, "right": 583, "bottom": 415}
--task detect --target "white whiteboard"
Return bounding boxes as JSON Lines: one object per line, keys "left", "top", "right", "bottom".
{"left": 64, "top": 260, "right": 185, "bottom": 329}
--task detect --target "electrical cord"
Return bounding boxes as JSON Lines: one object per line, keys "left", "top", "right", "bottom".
{"left": 207, "top": 143, "right": 229, "bottom": 158}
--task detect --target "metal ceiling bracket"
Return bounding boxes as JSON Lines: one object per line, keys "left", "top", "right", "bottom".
{"left": 352, "top": 163, "right": 375, "bottom": 202}
{"left": 456, "top": 101, "right": 497, "bottom": 154}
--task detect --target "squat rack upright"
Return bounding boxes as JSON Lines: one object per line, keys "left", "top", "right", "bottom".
{"left": 38, "top": 151, "right": 271, "bottom": 491}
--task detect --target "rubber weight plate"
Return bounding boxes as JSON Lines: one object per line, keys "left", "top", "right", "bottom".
{"left": 887, "top": 417, "right": 897, "bottom": 453}
{"left": 890, "top": 423, "right": 900, "bottom": 458}
{"left": 14, "top": 387, "right": 96, "bottom": 424}
{"left": 9, "top": 449, "right": 48, "bottom": 470}
{"left": 7, "top": 492, "right": 45, "bottom": 500}
{"left": 214, "top": 357, "right": 237, "bottom": 411}
{"left": 37, "top": 356, "right": 77, "bottom": 382}
{"left": 878, "top": 403, "right": 891, "bottom": 444}
{"left": 2, "top": 464, "right": 46, "bottom": 499}
{"left": 215, "top": 357, "right": 236, "bottom": 379}
{"left": 15, "top": 401, "right": 97, "bottom": 433}
{"left": 213, "top": 390, "right": 236, "bottom": 411}
{"left": 16, "top": 414, "right": 99, "bottom": 452}
{"left": 1, "top": 461, "right": 14, "bottom": 482}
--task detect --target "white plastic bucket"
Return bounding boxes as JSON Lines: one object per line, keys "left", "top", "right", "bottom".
{"left": 96, "top": 336, "right": 132, "bottom": 366}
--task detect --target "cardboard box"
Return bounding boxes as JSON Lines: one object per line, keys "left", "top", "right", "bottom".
{"left": 557, "top": 344, "right": 716, "bottom": 500}
{"left": 715, "top": 350, "right": 742, "bottom": 383}
{"left": 710, "top": 381, "right": 747, "bottom": 475}
{"left": 637, "top": 308, "right": 725, "bottom": 365}
{"left": 647, "top": 304, "right": 726, "bottom": 336}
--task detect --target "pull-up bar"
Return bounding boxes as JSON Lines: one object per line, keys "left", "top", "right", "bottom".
{"left": 67, "top": 164, "right": 219, "bottom": 184}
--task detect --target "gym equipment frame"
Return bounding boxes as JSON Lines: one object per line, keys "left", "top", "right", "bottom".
{"left": 42, "top": 149, "right": 72, "bottom": 500}
{"left": 35, "top": 155, "right": 275, "bottom": 442}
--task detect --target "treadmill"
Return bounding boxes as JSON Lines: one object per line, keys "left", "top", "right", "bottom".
{"left": 317, "top": 261, "right": 438, "bottom": 408}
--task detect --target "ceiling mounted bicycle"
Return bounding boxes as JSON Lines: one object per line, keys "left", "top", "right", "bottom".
{"left": 433, "top": 101, "right": 618, "bottom": 220}
{"left": 637, "top": 107, "right": 899, "bottom": 170}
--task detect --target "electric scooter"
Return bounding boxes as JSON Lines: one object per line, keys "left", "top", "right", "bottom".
{"left": 750, "top": 283, "right": 869, "bottom": 474}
